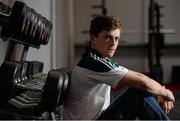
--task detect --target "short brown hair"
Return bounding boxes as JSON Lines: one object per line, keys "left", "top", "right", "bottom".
{"left": 90, "top": 15, "right": 122, "bottom": 37}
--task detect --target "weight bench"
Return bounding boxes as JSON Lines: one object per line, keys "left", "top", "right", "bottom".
{"left": 40, "top": 68, "right": 71, "bottom": 120}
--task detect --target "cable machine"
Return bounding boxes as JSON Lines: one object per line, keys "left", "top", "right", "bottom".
{"left": 148, "top": 0, "right": 165, "bottom": 84}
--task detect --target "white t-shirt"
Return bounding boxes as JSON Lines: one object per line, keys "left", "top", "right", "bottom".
{"left": 64, "top": 48, "right": 128, "bottom": 120}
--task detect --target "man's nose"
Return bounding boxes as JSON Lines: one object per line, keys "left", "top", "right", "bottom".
{"left": 110, "top": 38, "right": 117, "bottom": 45}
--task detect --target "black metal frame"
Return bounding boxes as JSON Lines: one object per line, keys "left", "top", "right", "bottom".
{"left": 148, "top": 0, "right": 164, "bottom": 83}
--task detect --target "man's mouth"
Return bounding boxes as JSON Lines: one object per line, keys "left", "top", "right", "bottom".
{"left": 108, "top": 49, "right": 115, "bottom": 52}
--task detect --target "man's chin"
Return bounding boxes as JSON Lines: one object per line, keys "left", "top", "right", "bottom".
{"left": 106, "top": 53, "right": 114, "bottom": 58}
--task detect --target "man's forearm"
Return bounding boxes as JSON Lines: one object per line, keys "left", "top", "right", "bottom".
{"left": 120, "top": 70, "right": 175, "bottom": 101}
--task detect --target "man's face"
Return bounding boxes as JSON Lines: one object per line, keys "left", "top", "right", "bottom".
{"left": 90, "top": 29, "right": 120, "bottom": 58}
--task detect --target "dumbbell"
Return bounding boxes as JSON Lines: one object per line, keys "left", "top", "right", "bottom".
{"left": 0, "top": 61, "right": 29, "bottom": 88}
{"left": 0, "top": 1, "right": 52, "bottom": 47}
{"left": 0, "top": 60, "right": 44, "bottom": 92}
{"left": 0, "top": 61, "right": 23, "bottom": 85}
{"left": 17, "top": 61, "right": 45, "bottom": 91}
{"left": 40, "top": 68, "right": 70, "bottom": 116}
{"left": 25, "top": 61, "right": 44, "bottom": 78}
{"left": 0, "top": 61, "right": 22, "bottom": 107}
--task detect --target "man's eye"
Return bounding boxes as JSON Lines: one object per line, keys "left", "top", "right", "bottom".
{"left": 115, "top": 37, "right": 120, "bottom": 42}
{"left": 104, "top": 36, "right": 110, "bottom": 41}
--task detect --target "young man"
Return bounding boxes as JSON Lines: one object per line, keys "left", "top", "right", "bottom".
{"left": 64, "top": 15, "right": 175, "bottom": 120}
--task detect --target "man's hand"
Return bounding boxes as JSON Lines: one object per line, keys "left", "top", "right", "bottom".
{"left": 157, "top": 86, "right": 175, "bottom": 113}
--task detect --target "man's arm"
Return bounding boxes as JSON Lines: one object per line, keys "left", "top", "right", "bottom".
{"left": 118, "top": 70, "right": 175, "bottom": 113}
{"left": 118, "top": 69, "right": 175, "bottom": 113}
{"left": 119, "top": 70, "right": 175, "bottom": 101}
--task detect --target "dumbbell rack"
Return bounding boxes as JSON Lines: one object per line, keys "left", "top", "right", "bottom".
{"left": 0, "top": 1, "right": 70, "bottom": 120}
{"left": 0, "top": 1, "right": 51, "bottom": 120}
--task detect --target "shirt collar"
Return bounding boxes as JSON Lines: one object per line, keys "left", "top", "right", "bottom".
{"left": 83, "top": 46, "right": 103, "bottom": 58}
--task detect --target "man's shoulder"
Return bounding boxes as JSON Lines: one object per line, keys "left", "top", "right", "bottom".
{"left": 77, "top": 54, "right": 119, "bottom": 72}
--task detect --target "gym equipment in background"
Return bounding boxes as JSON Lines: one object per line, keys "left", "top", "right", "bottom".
{"left": 0, "top": 1, "right": 52, "bottom": 48}
{"left": 0, "top": 1, "right": 70, "bottom": 120}
{"left": 148, "top": 0, "right": 165, "bottom": 83}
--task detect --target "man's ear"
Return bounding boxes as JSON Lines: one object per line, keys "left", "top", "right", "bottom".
{"left": 90, "top": 35, "right": 96, "bottom": 47}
